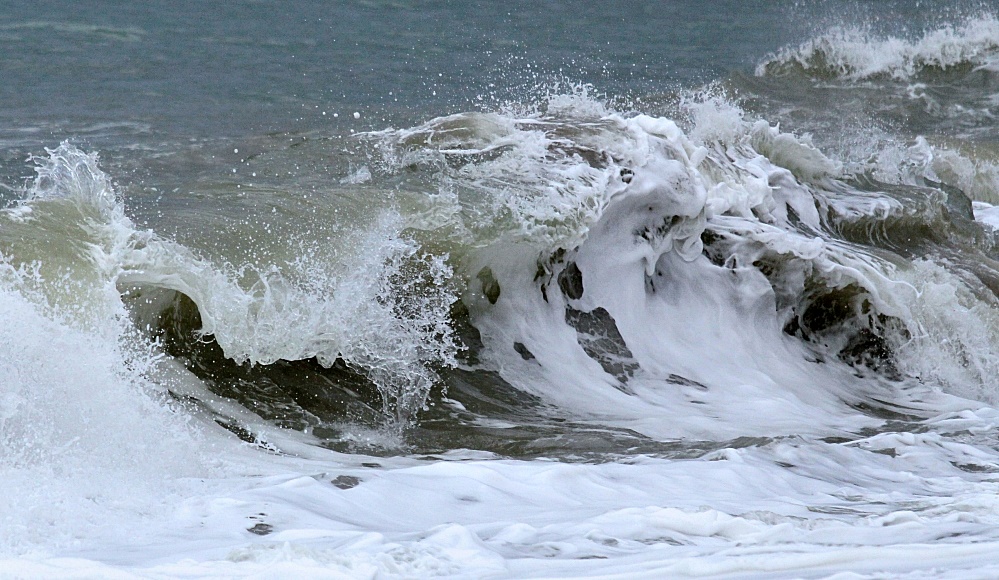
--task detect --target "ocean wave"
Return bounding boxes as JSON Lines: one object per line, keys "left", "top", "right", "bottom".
{"left": 365, "top": 93, "right": 997, "bottom": 439}
{"left": 4, "top": 143, "right": 459, "bottom": 427}
{"left": 756, "top": 13, "right": 999, "bottom": 81}
{"left": 6, "top": 91, "right": 999, "bottom": 446}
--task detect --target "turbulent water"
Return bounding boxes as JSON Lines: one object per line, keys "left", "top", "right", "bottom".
{"left": 7, "top": 2, "right": 999, "bottom": 577}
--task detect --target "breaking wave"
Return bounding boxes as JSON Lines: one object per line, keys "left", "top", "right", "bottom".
{"left": 6, "top": 89, "right": 999, "bottom": 452}
{"left": 757, "top": 13, "right": 999, "bottom": 81}
{"left": 366, "top": 92, "right": 999, "bottom": 440}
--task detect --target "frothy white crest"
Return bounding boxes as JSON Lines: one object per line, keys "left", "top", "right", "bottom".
{"left": 371, "top": 110, "right": 617, "bottom": 251}
{"left": 373, "top": 94, "right": 935, "bottom": 438}
{"left": 758, "top": 14, "right": 999, "bottom": 81}
{"left": 368, "top": 112, "right": 521, "bottom": 162}
{"left": 929, "top": 147, "right": 999, "bottom": 204}
{"left": 685, "top": 95, "right": 749, "bottom": 145}
{"left": 683, "top": 91, "right": 843, "bottom": 182}
{"left": 541, "top": 84, "right": 610, "bottom": 118}
{"left": 749, "top": 122, "right": 843, "bottom": 182}
{"left": 0, "top": 255, "right": 216, "bottom": 554}
{"left": 892, "top": 259, "right": 999, "bottom": 405}
{"left": 866, "top": 136, "right": 999, "bottom": 204}
{"left": 121, "top": 217, "right": 457, "bottom": 421}
{"left": 377, "top": 94, "right": 842, "bottom": 255}
{"left": 16, "top": 143, "right": 457, "bottom": 424}
{"left": 362, "top": 92, "right": 999, "bottom": 437}
{"left": 27, "top": 142, "right": 119, "bottom": 219}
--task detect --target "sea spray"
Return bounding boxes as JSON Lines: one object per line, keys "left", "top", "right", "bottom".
{"left": 5, "top": 144, "right": 461, "bottom": 437}
{"left": 9, "top": 5, "right": 999, "bottom": 576}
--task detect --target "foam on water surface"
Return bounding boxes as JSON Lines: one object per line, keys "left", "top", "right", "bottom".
{"left": 7, "top": 12, "right": 999, "bottom": 576}
{"left": 757, "top": 14, "right": 999, "bottom": 81}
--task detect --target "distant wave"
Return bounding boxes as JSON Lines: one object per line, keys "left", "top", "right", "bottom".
{"left": 757, "top": 14, "right": 999, "bottom": 80}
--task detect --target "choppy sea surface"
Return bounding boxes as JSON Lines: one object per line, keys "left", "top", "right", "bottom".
{"left": 7, "top": 1, "right": 999, "bottom": 577}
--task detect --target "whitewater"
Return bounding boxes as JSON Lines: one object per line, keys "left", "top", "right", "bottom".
{"left": 6, "top": 4, "right": 999, "bottom": 578}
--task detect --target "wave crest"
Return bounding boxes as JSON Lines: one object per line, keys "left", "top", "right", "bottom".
{"left": 11, "top": 143, "right": 459, "bottom": 426}
{"left": 757, "top": 14, "right": 999, "bottom": 81}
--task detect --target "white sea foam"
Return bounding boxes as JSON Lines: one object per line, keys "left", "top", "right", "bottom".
{"left": 0, "top": 257, "right": 217, "bottom": 554}
{"left": 369, "top": 96, "right": 983, "bottom": 440}
{"left": 12, "top": 143, "right": 458, "bottom": 424}
{"left": 757, "top": 14, "right": 999, "bottom": 81}
{"left": 6, "top": 436, "right": 999, "bottom": 577}
{"left": 8, "top": 95, "right": 999, "bottom": 578}
{"left": 856, "top": 135, "right": 999, "bottom": 205}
